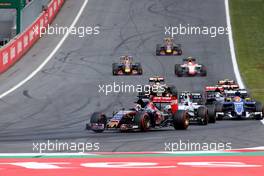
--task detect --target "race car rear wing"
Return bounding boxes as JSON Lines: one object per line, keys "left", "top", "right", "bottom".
{"left": 149, "top": 77, "right": 165, "bottom": 83}
{"left": 152, "top": 96, "right": 178, "bottom": 113}
{"left": 179, "top": 92, "right": 204, "bottom": 104}
{"left": 205, "top": 86, "right": 224, "bottom": 92}
{"left": 179, "top": 92, "right": 203, "bottom": 99}
{"left": 152, "top": 96, "right": 174, "bottom": 103}
{"left": 224, "top": 89, "right": 248, "bottom": 98}
{"left": 217, "top": 80, "right": 236, "bottom": 85}
{"left": 220, "top": 84, "right": 239, "bottom": 89}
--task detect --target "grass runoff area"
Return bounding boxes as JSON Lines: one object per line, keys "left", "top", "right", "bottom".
{"left": 230, "top": 0, "right": 264, "bottom": 103}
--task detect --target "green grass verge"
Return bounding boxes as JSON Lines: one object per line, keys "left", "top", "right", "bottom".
{"left": 230, "top": 0, "right": 264, "bottom": 103}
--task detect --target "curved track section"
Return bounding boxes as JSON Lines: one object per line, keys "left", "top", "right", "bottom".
{"left": 0, "top": 0, "right": 263, "bottom": 152}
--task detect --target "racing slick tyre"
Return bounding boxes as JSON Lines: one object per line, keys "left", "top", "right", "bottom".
{"left": 173, "top": 110, "right": 189, "bottom": 130}
{"left": 255, "top": 102, "right": 264, "bottom": 120}
{"left": 173, "top": 47, "right": 182, "bottom": 55}
{"left": 198, "top": 106, "right": 209, "bottom": 125}
{"left": 200, "top": 65, "right": 207, "bottom": 76}
{"left": 156, "top": 44, "right": 162, "bottom": 56}
{"left": 175, "top": 64, "right": 183, "bottom": 77}
{"left": 207, "top": 105, "right": 216, "bottom": 123}
{"left": 90, "top": 112, "right": 107, "bottom": 133}
{"left": 215, "top": 102, "right": 223, "bottom": 120}
{"left": 215, "top": 102, "right": 223, "bottom": 112}
{"left": 177, "top": 49, "right": 182, "bottom": 55}
{"left": 112, "top": 63, "right": 119, "bottom": 75}
{"left": 134, "top": 112, "right": 151, "bottom": 132}
{"left": 135, "top": 63, "right": 143, "bottom": 75}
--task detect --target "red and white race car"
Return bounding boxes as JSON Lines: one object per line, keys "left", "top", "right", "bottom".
{"left": 175, "top": 57, "right": 207, "bottom": 77}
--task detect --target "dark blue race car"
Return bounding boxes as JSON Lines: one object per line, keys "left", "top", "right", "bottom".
{"left": 216, "top": 90, "right": 264, "bottom": 120}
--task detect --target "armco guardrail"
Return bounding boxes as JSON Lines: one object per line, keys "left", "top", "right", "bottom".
{"left": 0, "top": 0, "right": 64, "bottom": 73}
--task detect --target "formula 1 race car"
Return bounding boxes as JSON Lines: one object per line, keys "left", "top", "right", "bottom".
{"left": 138, "top": 76, "right": 178, "bottom": 98}
{"left": 217, "top": 79, "right": 239, "bottom": 90}
{"left": 156, "top": 37, "right": 182, "bottom": 56}
{"left": 149, "top": 76, "right": 165, "bottom": 84}
{"left": 86, "top": 96, "right": 189, "bottom": 133}
{"left": 204, "top": 86, "right": 225, "bottom": 105}
{"left": 216, "top": 90, "right": 264, "bottom": 120}
{"left": 112, "top": 56, "right": 143, "bottom": 75}
{"left": 175, "top": 57, "right": 207, "bottom": 77}
{"left": 178, "top": 91, "right": 216, "bottom": 124}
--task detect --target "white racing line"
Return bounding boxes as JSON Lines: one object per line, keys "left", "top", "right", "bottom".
{"left": 224, "top": 0, "right": 245, "bottom": 89}
{"left": 0, "top": 0, "right": 89, "bottom": 99}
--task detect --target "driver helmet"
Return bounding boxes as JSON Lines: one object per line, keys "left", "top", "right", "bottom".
{"left": 134, "top": 104, "right": 142, "bottom": 111}
{"left": 164, "top": 104, "right": 171, "bottom": 112}
{"left": 235, "top": 91, "right": 241, "bottom": 97}
{"left": 181, "top": 95, "right": 189, "bottom": 105}
{"left": 136, "top": 98, "right": 144, "bottom": 108}
{"left": 124, "top": 56, "right": 130, "bottom": 62}
{"left": 215, "top": 92, "right": 221, "bottom": 98}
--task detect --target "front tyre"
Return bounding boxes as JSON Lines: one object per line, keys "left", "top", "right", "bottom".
{"left": 175, "top": 64, "right": 183, "bottom": 77}
{"left": 198, "top": 106, "right": 208, "bottom": 125}
{"left": 90, "top": 112, "right": 107, "bottom": 133}
{"left": 137, "top": 64, "right": 143, "bottom": 75}
{"left": 134, "top": 112, "right": 151, "bottom": 132}
{"left": 173, "top": 110, "right": 189, "bottom": 130}
{"left": 200, "top": 65, "right": 207, "bottom": 76}
{"left": 207, "top": 105, "right": 216, "bottom": 123}
{"left": 255, "top": 102, "right": 264, "bottom": 120}
{"left": 112, "top": 63, "right": 119, "bottom": 75}
{"left": 177, "top": 49, "right": 182, "bottom": 55}
{"left": 156, "top": 44, "right": 161, "bottom": 56}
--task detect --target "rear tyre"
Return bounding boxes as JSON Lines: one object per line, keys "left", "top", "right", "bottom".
{"left": 173, "top": 110, "right": 189, "bottom": 130}
{"left": 112, "top": 63, "right": 119, "bottom": 75}
{"left": 134, "top": 112, "right": 151, "bottom": 132}
{"left": 255, "top": 102, "right": 264, "bottom": 120}
{"left": 198, "top": 106, "right": 208, "bottom": 125}
{"left": 207, "top": 105, "right": 216, "bottom": 123}
{"left": 175, "top": 64, "right": 183, "bottom": 77}
{"left": 215, "top": 102, "right": 223, "bottom": 120}
{"left": 90, "top": 112, "right": 107, "bottom": 133}
{"left": 215, "top": 102, "right": 223, "bottom": 112}
{"left": 178, "top": 49, "right": 182, "bottom": 55}
{"left": 137, "top": 63, "right": 143, "bottom": 75}
{"left": 200, "top": 65, "right": 207, "bottom": 76}
{"left": 156, "top": 44, "right": 161, "bottom": 56}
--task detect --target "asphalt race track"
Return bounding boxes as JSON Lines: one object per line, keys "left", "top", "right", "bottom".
{"left": 0, "top": 0, "right": 264, "bottom": 152}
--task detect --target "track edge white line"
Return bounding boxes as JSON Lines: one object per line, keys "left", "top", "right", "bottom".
{"left": 224, "top": 0, "right": 245, "bottom": 89}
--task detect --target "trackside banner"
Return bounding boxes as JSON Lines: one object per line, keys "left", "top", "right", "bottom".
{"left": 0, "top": 0, "right": 64, "bottom": 73}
